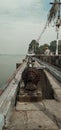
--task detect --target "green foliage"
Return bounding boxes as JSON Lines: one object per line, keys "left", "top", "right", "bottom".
{"left": 28, "top": 39, "right": 39, "bottom": 53}
{"left": 50, "top": 40, "right": 61, "bottom": 54}
{"left": 58, "top": 40, "right": 61, "bottom": 54}
{"left": 39, "top": 41, "right": 61, "bottom": 54}
{"left": 28, "top": 39, "right": 61, "bottom": 55}
{"left": 39, "top": 44, "right": 49, "bottom": 54}
{"left": 49, "top": 40, "right": 56, "bottom": 53}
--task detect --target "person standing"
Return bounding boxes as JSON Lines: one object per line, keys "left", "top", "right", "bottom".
{"left": 44, "top": 47, "right": 50, "bottom": 55}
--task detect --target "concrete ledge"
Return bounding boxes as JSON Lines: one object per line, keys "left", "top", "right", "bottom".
{"left": 44, "top": 70, "right": 61, "bottom": 102}
{"left": 54, "top": 89, "right": 61, "bottom": 102}
{"left": 0, "top": 62, "right": 26, "bottom": 128}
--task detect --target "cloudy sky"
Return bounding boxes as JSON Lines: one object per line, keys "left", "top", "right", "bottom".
{"left": 0, "top": 0, "right": 61, "bottom": 54}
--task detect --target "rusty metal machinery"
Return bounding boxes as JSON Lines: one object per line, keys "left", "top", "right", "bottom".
{"left": 19, "top": 58, "right": 55, "bottom": 102}
{"left": 19, "top": 57, "right": 42, "bottom": 102}
{"left": 22, "top": 67, "right": 40, "bottom": 90}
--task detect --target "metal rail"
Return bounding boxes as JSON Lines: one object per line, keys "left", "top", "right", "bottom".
{"left": 34, "top": 58, "right": 61, "bottom": 82}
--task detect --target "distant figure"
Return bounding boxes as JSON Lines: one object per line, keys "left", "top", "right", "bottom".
{"left": 44, "top": 47, "right": 50, "bottom": 55}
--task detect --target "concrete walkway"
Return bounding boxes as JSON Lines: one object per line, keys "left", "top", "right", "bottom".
{"left": 4, "top": 60, "right": 61, "bottom": 130}
{"left": 7, "top": 100, "right": 60, "bottom": 130}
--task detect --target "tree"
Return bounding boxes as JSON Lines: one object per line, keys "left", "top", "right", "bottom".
{"left": 49, "top": 40, "right": 56, "bottom": 54}
{"left": 39, "top": 44, "right": 49, "bottom": 54}
{"left": 58, "top": 40, "right": 61, "bottom": 54}
{"left": 50, "top": 40, "right": 61, "bottom": 54}
{"left": 28, "top": 40, "right": 39, "bottom": 54}
{"left": 28, "top": 39, "right": 61, "bottom": 55}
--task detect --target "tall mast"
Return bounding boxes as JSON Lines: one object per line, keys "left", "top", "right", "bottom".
{"left": 50, "top": 0, "right": 61, "bottom": 55}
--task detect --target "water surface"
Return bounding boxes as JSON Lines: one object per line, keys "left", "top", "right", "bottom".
{"left": 0, "top": 55, "right": 25, "bottom": 88}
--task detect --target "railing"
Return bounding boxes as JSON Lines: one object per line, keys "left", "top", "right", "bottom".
{"left": 35, "top": 55, "right": 61, "bottom": 69}
{"left": 34, "top": 56, "right": 61, "bottom": 82}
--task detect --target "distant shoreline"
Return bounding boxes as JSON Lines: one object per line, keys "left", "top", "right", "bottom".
{"left": 0, "top": 54, "right": 26, "bottom": 56}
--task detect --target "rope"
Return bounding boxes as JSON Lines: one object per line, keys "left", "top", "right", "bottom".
{"left": 37, "top": 21, "right": 48, "bottom": 42}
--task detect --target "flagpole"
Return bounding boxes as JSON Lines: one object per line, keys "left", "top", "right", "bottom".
{"left": 56, "top": 25, "right": 59, "bottom": 55}
{"left": 55, "top": 0, "right": 60, "bottom": 55}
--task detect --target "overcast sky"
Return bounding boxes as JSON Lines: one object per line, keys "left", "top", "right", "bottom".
{"left": 0, "top": 0, "right": 61, "bottom": 54}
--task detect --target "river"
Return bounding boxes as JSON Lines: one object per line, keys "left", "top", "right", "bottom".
{"left": 0, "top": 54, "right": 25, "bottom": 88}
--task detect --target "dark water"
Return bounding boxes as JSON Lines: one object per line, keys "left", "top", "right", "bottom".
{"left": 0, "top": 55, "right": 25, "bottom": 88}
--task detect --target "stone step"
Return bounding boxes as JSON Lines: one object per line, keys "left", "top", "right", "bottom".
{"left": 16, "top": 101, "right": 44, "bottom": 111}
{"left": 18, "top": 94, "right": 42, "bottom": 102}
